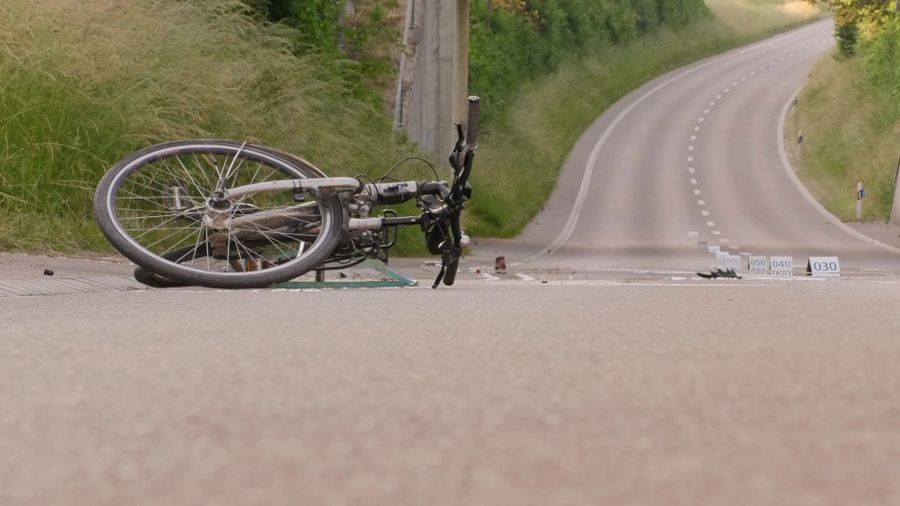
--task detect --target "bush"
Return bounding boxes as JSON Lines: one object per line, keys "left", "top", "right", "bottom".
{"left": 862, "top": 17, "right": 900, "bottom": 101}
{"left": 836, "top": 22, "right": 859, "bottom": 56}
{"left": 469, "top": 0, "right": 709, "bottom": 125}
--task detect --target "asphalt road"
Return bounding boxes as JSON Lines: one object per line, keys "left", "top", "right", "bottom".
{"left": 3, "top": 277, "right": 900, "bottom": 506}
{"left": 4, "top": 20, "right": 900, "bottom": 506}
{"left": 513, "top": 19, "right": 900, "bottom": 273}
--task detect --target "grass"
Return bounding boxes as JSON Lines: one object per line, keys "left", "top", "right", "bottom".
{"left": 787, "top": 55, "right": 900, "bottom": 221}
{"left": 467, "top": 0, "right": 825, "bottom": 237}
{"left": 0, "top": 0, "right": 434, "bottom": 254}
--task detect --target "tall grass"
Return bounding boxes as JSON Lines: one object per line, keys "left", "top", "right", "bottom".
{"left": 788, "top": 18, "right": 900, "bottom": 221}
{"left": 0, "top": 0, "right": 426, "bottom": 253}
{"left": 467, "top": 0, "right": 824, "bottom": 237}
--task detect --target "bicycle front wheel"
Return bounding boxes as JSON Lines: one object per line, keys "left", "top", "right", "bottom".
{"left": 94, "top": 140, "right": 343, "bottom": 288}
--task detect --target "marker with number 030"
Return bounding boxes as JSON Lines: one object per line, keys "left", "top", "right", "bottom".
{"left": 807, "top": 257, "right": 840, "bottom": 278}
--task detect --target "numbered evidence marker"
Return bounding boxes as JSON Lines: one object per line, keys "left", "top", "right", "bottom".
{"left": 716, "top": 251, "right": 729, "bottom": 269}
{"left": 807, "top": 256, "right": 840, "bottom": 278}
{"left": 726, "top": 254, "right": 742, "bottom": 272}
{"left": 748, "top": 256, "right": 769, "bottom": 275}
{"left": 770, "top": 256, "right": 794, "bottom": 277}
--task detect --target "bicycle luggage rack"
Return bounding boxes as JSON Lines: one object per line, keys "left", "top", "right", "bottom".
{"left": 274, "top": 258, "right": 418, "bottom": 289}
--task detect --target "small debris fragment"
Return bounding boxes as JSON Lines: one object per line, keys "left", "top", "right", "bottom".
{"left": 495, "top": 256, "right": 507, "bottom": 273}
{"left": 43, "top": 269, "right": 54, "bottom": 276}
{"left": 697, "top": 268, "right": 741, "bottom": 280}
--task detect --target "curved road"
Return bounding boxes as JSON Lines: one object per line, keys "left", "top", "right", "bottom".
{"left": 515, "top": 19, "right": 899, "bottom": 273}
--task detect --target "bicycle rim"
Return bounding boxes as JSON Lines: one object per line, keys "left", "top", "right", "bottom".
{"left": 97, "top": 141, "right": 341, "bottom": 287}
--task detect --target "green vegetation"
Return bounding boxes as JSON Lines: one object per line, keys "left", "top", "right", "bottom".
{"left": 0, "top": 0, "right": 426, "bottom": 254}
{"left": 469, "top": 0, "right": 710, "bottom": 124}
{"left": 789, "top": 14, "right": 900, "bottom": 221}
{"left": 467, "top": 0, "right": 824, "bottom": 237}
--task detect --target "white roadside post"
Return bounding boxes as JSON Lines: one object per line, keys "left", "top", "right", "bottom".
{"left": 857, "top": 182, "right": 865, "bottom": 221}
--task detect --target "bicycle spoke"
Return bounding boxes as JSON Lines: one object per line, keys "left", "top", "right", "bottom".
{"left": 108, "top": 143, "right": 331, "bottom": 280}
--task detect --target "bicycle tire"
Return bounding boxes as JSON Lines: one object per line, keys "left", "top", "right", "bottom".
{"left": 94, "top": 140, "right": 343, "bottom": 288}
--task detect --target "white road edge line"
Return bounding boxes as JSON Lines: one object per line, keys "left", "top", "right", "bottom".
{"left": 737, "top": 20, "right": 831, "bottom": 54}
{"left": 517, "top": 19, "right": 832, "bottom": 265}
{"left": 777, "top": 90, "right": 900, "bottom": 256}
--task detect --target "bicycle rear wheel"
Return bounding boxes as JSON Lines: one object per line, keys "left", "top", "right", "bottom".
{"left": 94, "top": 140, "right": 343, "bottom": 288}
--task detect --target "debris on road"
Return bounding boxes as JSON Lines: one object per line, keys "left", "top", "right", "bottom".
{"left": 697, "top": 268, "right": 742, "bottom": 280}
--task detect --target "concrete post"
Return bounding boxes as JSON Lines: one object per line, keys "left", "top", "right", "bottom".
{"left": 395, "top": 0, "right": 470, "bottom": 156}
{"left": 890, "top": 155, "right": 900, "bottom": 225}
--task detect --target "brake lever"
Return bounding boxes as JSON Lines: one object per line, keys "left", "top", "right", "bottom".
{"left": 448, "top": 123, "right": 466, "bottom": 172}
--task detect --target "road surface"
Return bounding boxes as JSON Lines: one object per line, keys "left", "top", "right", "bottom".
{"left": 3, "top": 20, "right": 900, "bottom": 506}
{"left": 510, "top": 19, "right": 900, "bottom": 274}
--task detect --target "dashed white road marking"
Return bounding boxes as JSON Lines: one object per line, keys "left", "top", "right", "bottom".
{"left": 716, "top": 95, "right": 722, "bottom": 100}
{"left": 688, "top": 146, "right": 694, "bottom": 151}
{"left": 688, "top": 156, "right": 694, "bottom": 162}
{"left": 519, "top": 20, "right": 833, "bottom": 265}
{"left": 698, "top": 200, "right": 705, "bottom": 206}
{"left": 688, "top": 167, "right": 695, "bottom": 174}
{"left": 694, "top": 126, "right": 701, "bottom": 131}
{"left": 694, "top": 189, "right": 702, "bottom": 195}
{"left": 690, "top": 178, "right": 698, "bottom": 185}
{"left": 514, "top": 272, "right": 536, "bottom": 281}
{"left": 704, "top": 109, "right": 710, "bottom": 114}
{"left": 691, "top": 135, "right": 697, "bottom": 141}
{"left": 712, "top": 230, "right": 722, "bottom": 236}
{"left": 701, "top": 210, "right": 710, "bottom": 216}
{"left": 706, "top": 221, "right": 715, "bottom": 227}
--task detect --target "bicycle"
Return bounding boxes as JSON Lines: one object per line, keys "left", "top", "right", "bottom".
{"left": 93, "top": 97, "right": 480, "bottom": 290}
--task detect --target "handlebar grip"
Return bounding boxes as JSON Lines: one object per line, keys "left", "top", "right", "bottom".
{"left": 442, "top": 255, "right": 460, "bottom": 286}
{"left": 466, "top": 96, "right": 480, "bottom": 146}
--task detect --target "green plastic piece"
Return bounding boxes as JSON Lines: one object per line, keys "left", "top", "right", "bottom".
{"left": 274, "top": 258, "right": 418, "bottom": 289}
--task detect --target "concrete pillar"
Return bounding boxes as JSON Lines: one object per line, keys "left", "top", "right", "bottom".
{"left": 890, "top": 156, "right": 900, "bottom": 225}
{"left": 396, "top": 0, "right": 469, "bottom": 156}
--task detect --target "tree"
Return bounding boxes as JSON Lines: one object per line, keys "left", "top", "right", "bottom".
{"left": 820, "top": 0, "right": 897, "bottom": 55}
